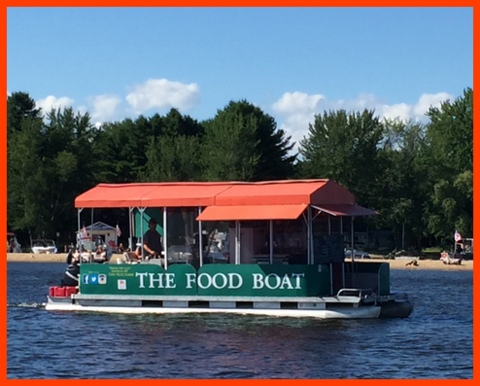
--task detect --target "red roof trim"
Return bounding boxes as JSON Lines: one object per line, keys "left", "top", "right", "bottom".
{"left": 197, "top": 204, "right": 308, "bottom": 221}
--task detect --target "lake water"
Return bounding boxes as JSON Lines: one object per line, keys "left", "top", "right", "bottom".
{"left": 7, "top": 262, "right": 473, "bottom": 379}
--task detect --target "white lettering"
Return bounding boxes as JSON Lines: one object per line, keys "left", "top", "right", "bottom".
{"left": 137, "top": 270, "right": 305, "bottom": 291}
{"left": 185, "top": 273, "right": 197, "bottom": 289}
{"left": 212, "top": 273, "right": 227, "bottom": 289}
{"left": 228, "top": 273, "right": 243, "bottom": 289}
{"left": 291, "top": 273, "right": 304, "bottom": 289}
{"left": 165, "top": 273, "right": 176, "bottom": 289}
{"left": 265, "top": 273, "right": 281, "bottom": 290}
{"left": 148, "top": 273, "right": 164, "bottom": 288}
{"left": 279, "top": 274, "right": 294, "bottom": 289}
{"left": 252, "top": 273, "right": 264, "bottom": 289}
{"left": 136, "top": 272, "right": 148, "bottom": 288}
{"left": 197, "top": 273, "right": 212, "bottom": 289}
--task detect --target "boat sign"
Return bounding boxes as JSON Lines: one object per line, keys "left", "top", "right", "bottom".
{"left": 79, "top": 264, "right": 332, "bottom": 297}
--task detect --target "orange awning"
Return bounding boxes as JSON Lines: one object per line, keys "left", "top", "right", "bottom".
{"left": 197, "top": 204, "right": 308, "bottom": 221}
{"left": 75, "top": 182, "right": 232, "bottom": 208}
{"left": 74, "top": 184, "right": 159, "bottom": 208}
{"left": 212, "top": 179, "right": 357, "bottom": 206}
{"left": 74, "top": 180, "right": 369, "bottom": 214}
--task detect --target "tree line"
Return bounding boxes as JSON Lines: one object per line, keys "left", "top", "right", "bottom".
{"left": 7, "top": 89, "right": 472, "bottom": 250}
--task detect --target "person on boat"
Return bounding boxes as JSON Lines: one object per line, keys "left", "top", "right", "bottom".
{"left": 66, "top": 247, "right": 79, "bottom": 265}
{"left": 117, "top": 243, "right": 125, "bottom": 253}
{"left": 93, "top": 244, "right": 108, "bottom": 263}
{"left": 62, "top": 255, "right": 80, "bottom": 287}
{"left": 122, "top": 244, "right": 142, "bottom": 263}
{"left": 143, "top": 218, "right": 164, "bottom": 261}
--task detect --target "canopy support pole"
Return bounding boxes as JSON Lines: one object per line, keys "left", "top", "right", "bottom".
{"left": 198, "top": 207, "right": 203, "bottom": 267}
{"left": 163, "top": 207, "right": 168, "bottom": 269}
{"left": 307, "top": 206, "right": 312, "bottom": 265}
{"left": 269, "top": 220, "right": 273, "bottom": 264}
{"left": 351, "top": 216, "right": 355, "bottom": 262}
{"left": 90, "top": 209, "right": 94, "bottom": 245}
{"left": 139, "top": 208, "right": 145, "bottom": 261}
{"left": 77, "top": 208, "right": 83, "bottom": 248}
{"left": 351, "top": 216, "right": 356, "bottom": 288}
{"left": 128, "top": 208, "right": 133, "bottom": 251}
{"left": 235, "top": 221, "right": 240, "bottom": 265}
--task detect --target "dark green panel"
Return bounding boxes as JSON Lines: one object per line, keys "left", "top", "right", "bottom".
{"left": 197, "top": 264, "right": 331, "bottom": 297}
{"left": 165, "top": 264, "right": 198, "bottom": 295}
{"left": 80, "top": 263, "right": 165, "bottom": 295}
{"left": 378, "top": 263, "right": 390, "bottom": 295}
{"left": 343, "top": 262, "right": 391, "bottom": 295}
{"left": 79, "top": 263, "right": 332, "bottom": 297}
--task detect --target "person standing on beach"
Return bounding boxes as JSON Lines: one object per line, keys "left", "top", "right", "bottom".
{"left": 8, "top": 238, "right": 15, "bottom": 253}
{"left": 142, "top": 218, "right": 164, "bottom": 260}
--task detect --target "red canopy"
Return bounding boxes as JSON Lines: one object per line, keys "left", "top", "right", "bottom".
{"left": 75, "top": 182, "right": 232, "bottom": 208}
{"left": 75, "top": 180, "right": 375, "bottom": 218}
{"left": 197, "top": 204, "right": 308, "bottom": 221}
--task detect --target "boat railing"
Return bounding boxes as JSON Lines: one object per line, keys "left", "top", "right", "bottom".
{"left": 336, "top": 288, "right": 374, "bottom": 298}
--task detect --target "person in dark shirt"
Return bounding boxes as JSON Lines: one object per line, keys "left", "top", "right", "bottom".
{"left": 143, "top": 218, "right": 164, "bottom": 260}
{"left": 62, "top": 251, "right": 79, "bottom": 287}
{"left": 66, "top": 248, "right": 77, "bottom": 265}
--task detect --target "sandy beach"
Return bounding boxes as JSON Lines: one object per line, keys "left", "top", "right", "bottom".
{"left": 5, "top": 253, "right": 473, "bottom": 270}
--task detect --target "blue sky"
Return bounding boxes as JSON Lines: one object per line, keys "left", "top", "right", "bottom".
{"left": 7, "top": 7, "right": 473, "bottom": 150}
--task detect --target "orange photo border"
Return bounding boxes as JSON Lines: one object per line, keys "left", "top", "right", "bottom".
{"left": 1, "top": 1, "right": 477, "bottom": 384}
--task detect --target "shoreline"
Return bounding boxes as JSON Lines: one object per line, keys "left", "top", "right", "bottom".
{"left": 5, "top": 253, "right": 473, "bottom": 271}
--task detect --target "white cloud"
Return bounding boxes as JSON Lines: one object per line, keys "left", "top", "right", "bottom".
{"left": 273, "top": 91, "right": 325, "bottom": 115}
{"left": 413, "top": 92, "right": 452, "bottom": 118}
{"left": 270, "top": 91, "right": 453, "bottom": 153}
{"left": 88, "top": 94, "right": 121, "bottom": 123}
{"left": 126, "top": 78, "right": 200, "bottom": 114}
{"left": 381, "top": 103, "right": 412, "bottom": 121}
{"left": 29, "top": 78, "right": 200, "bottom": 127}
{"left": 272, "top": 92, "right": 326, "bottom": 150}
{"left": 351, "top": 93, "right": 380, "bottom": 110}
{"left": 35, "top": 95, "right": 74, "bottom": 115}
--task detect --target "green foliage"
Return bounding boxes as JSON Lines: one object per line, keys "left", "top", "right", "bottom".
{"left": 6, "top": 89, "right": 472, "bottom": 249}
{"left": 7, "top": 100, "right": 100, "bottom": 238}
{"left": 201, "top": 100, "right": 296, "bottom": 181}
{"left": 7, "top": 91, "right": 41, "bottom": 135}
{"left": 299, "top": 109, "right": 384, "bottom": 208}
{"left": 298, "top": 91, "right": 473, "bottom": 246}
{"left": 421, "top": 88, "right": 473, "bottom": 237}
{"left": 92, "top": 118, "right": 149, "bottom": 183}
{"left": 201, "top": 101, "right": 260, "bottom": 181}
{"left": 375, "top": 120, "right": 428, "bottom": 245}
{"left": 142, "top": 135, "right": 203, "bottom": 181}
{"left": 7, "top": 117, "right": 45, "bottom": 232}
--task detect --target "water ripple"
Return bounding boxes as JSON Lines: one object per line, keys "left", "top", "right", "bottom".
{"left": 6, "top": 262, "right": 473, "bottom": 379}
